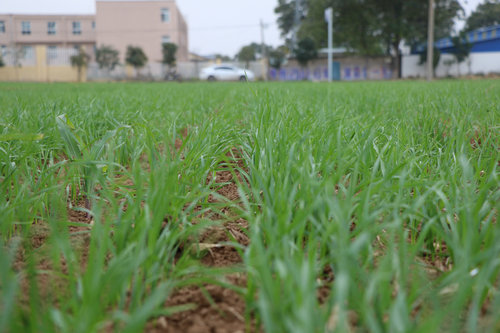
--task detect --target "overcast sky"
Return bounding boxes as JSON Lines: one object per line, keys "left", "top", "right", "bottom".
{"left": 0, "top": 0, "right": 483, "bottom": 56}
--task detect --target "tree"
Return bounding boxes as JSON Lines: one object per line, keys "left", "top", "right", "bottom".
{"left": 450, "top": 32, "right": 472, "bottom": 76}
{"left": 12, "top": 47, "right": 24, "bottom": 68}
{"left": 236, "top": 42, "right": 271, "bottom": 64}
{"left": 465, "top": 0, "right": 500, "bottom": 31}
{"left": 249, "top": 42, "right": 271, "bottom": 59}
{"left": 70, "top": 47, "right": 90, "bottom": 82}
{"left": 294, "top": 37, "right": 317, "bottom": 67}
{"left": 162, "top": 42, "right": 178, "bottom": 68}
{"left": 95, "top": 45, "right": 119, "bottom": 72}
{"left": 268, "top": 46, "right": 288, "bottom": 69}
{"left": 443, "top": 58, "right": 455, "bottom": 76}
{"left": 275, "top": 0, "right": 307, "bottom": 39}
{"left": 125, "top": 46, "right": 148, "bottom": 77}
{"left": 418, "top": 47, "right": 441, "bottom": 76}
{"left": 275, "top": 0, "right": 463, "bottom": 78}
{"left": 237, "top": 45, "right": 256, "bottom": 68}
{"left": 215, "top": 54, "right": 232, "bottom": 62}
{"left": 299, "top": 0, "right": 382, "bottom": 55}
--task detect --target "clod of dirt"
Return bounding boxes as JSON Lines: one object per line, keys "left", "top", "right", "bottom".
{"left": 146, "top": 275, "right": 251, "bottom": 333}
{"left": 200, "top": 246, "right": 243, "bottom": 267}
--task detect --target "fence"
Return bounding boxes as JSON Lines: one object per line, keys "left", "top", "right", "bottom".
{"left": 86, "top": 60, "right": 267, "bottom": 81}
{"left": 0, "top": 45, "right": 83, "bottom": 82}
{"left": 0, "top": 45, "right": 268, "bottom": 82}
{"left": 46, "top": 47, "right": 79, "bottom": 66}
{"left": 1, "top": 45, "right": 36, "bottom": 67}
{"left": 402, "top": 52, "right": 500, "bottom": 78}
{"left": 269, "top": 57, "right": 394, "bottom": 81}
{"left": 1, "top": 46, "right": 400, "bottom": 82}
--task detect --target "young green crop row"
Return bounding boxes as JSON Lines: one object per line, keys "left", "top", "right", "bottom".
{"left": 0, "top": 81, "right": 499, "bottom": 332}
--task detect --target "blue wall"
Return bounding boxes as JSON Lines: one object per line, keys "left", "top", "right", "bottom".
{"left": 414, "top": 25, "right": 500, "bottom": 54}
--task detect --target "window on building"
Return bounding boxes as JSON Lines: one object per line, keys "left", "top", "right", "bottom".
{"left": 47, "top": 45, "right": 57, "bottom": 59}
{"left": 1, "top": 45, "right": 6, "bottom": 57}
{"left": 0, "top": 21, "right": 5, "bottom": 33}
{"left": 162, "top": 35, "right": 171, "bottom": 44}
{"left": 161, "top": 8, "right": 170, "bottom": 22}
{"left": 73, "top": 45, "right": 80, "bottom": 53}
{"left": 492, "top": 29, "right": 497, "bottom": 38}
{"left": 72, "top": 21, "right": 81, "bottom": 35}
{"left": 21, "top": 21, "right": 31, "bottom": 35}
{"left": 23, "top": 45, "right": 34, "bottom": 59}
{"left": 92, "top": 21, "right": 96, "bottom": 30}
{"left": 48, "top": 22, "right": 56, "bottom": 35}
{"left": 482, "top": 31, "right": 487, "bottom": 40}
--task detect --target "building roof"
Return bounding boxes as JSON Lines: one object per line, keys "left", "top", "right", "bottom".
{"left": 414, "top": 24, "right": 500, "bottom": 54}
{"left": 189, "top": 52, "right": 214, "bottom": 62}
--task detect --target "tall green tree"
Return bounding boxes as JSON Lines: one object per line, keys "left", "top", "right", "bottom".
{"left": 275, "top": 0, "right": 306, "bottom": 39}
{"left": 275, "top": 0, "right": 463, "bottom": 78}
{"left": 162, "top": 42, "right": 178, "bottom": 68}
{"left": 95, "top": 45, "right": 119, "bottom": 72}
{"left": 215, "top": 54, "right": 232, "bottom": 62}
{"left": 70, "top": 47, "right": 90, "bottom": 82}
{"left": 300, "top": 0, "right": 382, "bottom": 55}
{"left": 268, "top": 46, "right": 288, "bottom": 69}
{"left": 294, "top": 37, "right": 317, "bottom": 67}
{"left": 237, "top": 45, "right": 256, "bottom": 68}
{"left": 418, "top": 46, "right": 441, "bottom": 76}
{"left": 236, "top": 42, "right": 272, "bottom": 62}
{"left": 450, "top": 32, "right": 473, "bottom": 76}
{"left": 465, "top": 0, "right": 500, "bottom": 31}
{"left": 125, "top": 46, "right": 148, "bottom": 76}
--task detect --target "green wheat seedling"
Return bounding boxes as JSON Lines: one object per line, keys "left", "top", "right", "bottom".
{"left": 0, "top": 80, "right": 498, "bottom": 332}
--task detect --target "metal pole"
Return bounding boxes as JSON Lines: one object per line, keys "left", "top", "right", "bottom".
{"left": 328, "top": 10, "right": 333, "bottom": 82}
{"left": 325, "top": 8, "right": 333, "bottom": 82}
{"left": 260, "top": 19, "right": 268, "bottom": 81}
{"left": 427, "top": 0, "right": 435, "bottom": 81}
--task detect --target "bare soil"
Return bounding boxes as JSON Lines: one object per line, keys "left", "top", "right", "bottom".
{"left": 147, "top": 148, "right": 254, "bottom": 332}
{"left": 147, "top": 274, "right": 250, "bottom": 333}
{"left": 12, "top": 136, "right": 255, "bottom": 331}
{"left": 12, "top": 195, "right": 93, "bottom": 307}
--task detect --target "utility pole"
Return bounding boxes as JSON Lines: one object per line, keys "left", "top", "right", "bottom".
{"left": 260, "top": 19, "right": 268, "bottom": 80}
{"left": 325, "top": 8, "right": 333, "bottom": 82}
{"left": 427, "top": 0, "right": 435, "bottom": 81}
{"left": 260, "top": 19, "right": 266, "bottom": 57}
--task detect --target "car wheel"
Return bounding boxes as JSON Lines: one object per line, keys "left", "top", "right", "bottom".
{"left": 239, "top": 76, "right": 247, "bottom": 82}
{"left": 208, "top": 76, "right": 216, "bottom": 82}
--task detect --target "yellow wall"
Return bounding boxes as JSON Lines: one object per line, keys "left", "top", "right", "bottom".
{"left": 46, "top": 66, "right": 86, "bottom": 82}
{"left": 0, "top": 45, "right": 86, "bottom": 82}
{"left": 125, "top": 65, "right": 134, "bottom": 79}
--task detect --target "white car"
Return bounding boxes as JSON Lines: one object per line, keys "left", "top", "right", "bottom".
{"left": 199, "top": 65, "right": 255, "bottom": 82}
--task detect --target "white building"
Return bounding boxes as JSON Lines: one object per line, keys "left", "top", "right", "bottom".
{"left": 402, "top": 25, "right": 500, "bottom": 78}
